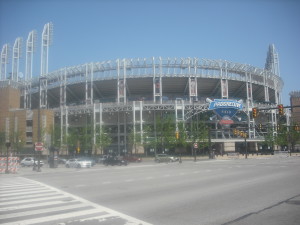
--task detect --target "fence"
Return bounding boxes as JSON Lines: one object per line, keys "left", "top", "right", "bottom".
{"left": 0, "top": 157, "right": 20, "bottom": 173}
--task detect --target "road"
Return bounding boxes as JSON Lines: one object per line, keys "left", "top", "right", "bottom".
{"left": 1, "top": 156, "right": 300, "bottom": 225}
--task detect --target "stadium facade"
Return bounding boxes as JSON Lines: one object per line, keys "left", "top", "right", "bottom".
{"left": 0, "top": 23, "right": 285, "bottom": 156}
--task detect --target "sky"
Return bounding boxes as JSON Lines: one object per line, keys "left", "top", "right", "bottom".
{"left": 0, "top": 0, "right": 299, "bottom": 105}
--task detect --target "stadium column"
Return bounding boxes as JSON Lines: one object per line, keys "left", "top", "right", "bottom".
{"left": 246, "top": 73, "right": 254, "bottom": 139}
{"left": 133, "top": 101, "right": 136, "bottom": 154}
{"left": 263, "top": 71, "right": 270, "bottom": 102}
{"left": 219, "top": 63, "right": 228, "bottom": 99}
{"left": 93, "top": 103, "right": 96, "bottom": 153}
{"left": 140, "top": 101, "right": 143, "bottom": 145}
{"left": 117, "top": 59, "right": 127, "bottom": 104}
{"left": 152, "top": 57, "right": 156, "bottom": 103}
{"left": 153, "top": 57, "right": 162, "bottom": 104}
{"left": 159, "top": 57, "right": 162, "bottom": 104}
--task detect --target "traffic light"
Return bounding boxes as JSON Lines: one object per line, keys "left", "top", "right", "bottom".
{"left": 252, "top": 108, "right": 258, "bottom": 118}
{"left": 233, "top": 129, "right": 237, "bottom": 136}
{"left": 239, "top": 131, "right": 244, "bottom": 137}
{"left": 294, "top": 124, "right": 300, "bottom": 131}
{"left": 76, "top": 146, "right": 80, "bottom": 153}
{"left": 278, "top": 104, "right": 284, "bottom": 116}
{"left": 277, "top": 124, "right": 280, "bottom": 131}
{"left": 258, "top": 123, "right": 263, "bottom": 130}
{"left": 175, "top": 131, "right": 179, "bottom": 140}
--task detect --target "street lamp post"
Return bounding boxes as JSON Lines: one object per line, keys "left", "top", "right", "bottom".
{"left": 5, "top": 142, "right": 10, "bottom": 174}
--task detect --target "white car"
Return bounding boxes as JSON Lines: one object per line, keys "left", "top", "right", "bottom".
{"left": 65, "top": 158, "right": 91, "bottom": 168}
{"left": 20, "top": 157, "right": 44, "bottom": 167}
{"left": 155, "top": 154, "right": 179, "bottom": 163}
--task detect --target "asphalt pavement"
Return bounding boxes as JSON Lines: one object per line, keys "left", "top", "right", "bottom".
{"left": 1, "top": 155, "right": 300, "bottom": 225}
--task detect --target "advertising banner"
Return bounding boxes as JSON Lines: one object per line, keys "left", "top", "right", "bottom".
{"left": 208, "top": 99, "right": 243, "bottom": 124}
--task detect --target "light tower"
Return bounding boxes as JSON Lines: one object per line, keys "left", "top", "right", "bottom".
{"left": 25, "top": 30, "right": 37, "bottom": 81}
{"left": 24, "top": 30, "right": 37, "bottom": 109}
{"left": 40, "top": 22, "right": 53, "bottom": 109}
{"left": 40, "top": 22, "right": 53, "bottom": 76}
{"left": 11, "top": 37, "right": 22, "bottom": 82}
{"left": 265, "top": 44, "right": 280, "bottom": 77}
{"left": 0, "top": 44, "right": 10, "bottom": 81}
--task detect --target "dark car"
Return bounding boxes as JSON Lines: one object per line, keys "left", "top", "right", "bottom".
{"left": 123, "top": 155, "right": 142, "bottom": 163}
{"left": 103, "top": 156, "right": 128, "bottom": 166}
{"left": 98, "top": 155, "right": 109, "bottom": 164}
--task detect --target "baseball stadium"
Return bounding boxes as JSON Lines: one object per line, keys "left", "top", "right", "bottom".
{"left": 0, "top": 23, "right": 284, "bottom": 157}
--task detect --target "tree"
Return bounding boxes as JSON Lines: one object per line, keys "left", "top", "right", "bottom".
{"left": 289, "top": 124, "right": 300, "bottom": 152}
{"left": 263, "top": 125, "right": 276, "bottom": 150}
{"left": 156, "top": 114, "right": 176, "bottom": 153}
{"left": 128, "top": 125, "right": 142, "bottom": 154}
{"left": 275, "top": 125, "right": 288, "bottom": 150}
{"left": 194, "top": 121, "right": 209, "bottom": 154}
{"left": 10, "top": 131, "right": 25, "bottom": 155}
{"left": 95, "top": 125, "right": 112, "bottom": 155}
{"left": 175, "top": 121, "right": 189, "bottom": 153}
{"left": 51, "top": 124, "right": 61, "bottom": 148}
{"left": 0, "top": 131, "right": 6, "bottom": 155}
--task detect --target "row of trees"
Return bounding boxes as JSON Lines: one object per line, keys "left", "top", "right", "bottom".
{"left": 49, "top": 113, "right": 210, "bottom": 156}
{"left": 0, "top": 131, "right": 25, "bottom": 156}
{"left": 263, "top": 123, "right": 300, "bottom": 151}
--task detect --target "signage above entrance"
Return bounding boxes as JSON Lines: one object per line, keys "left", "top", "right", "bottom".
{"left": 207, "top": 98, "right": 243, "bottom": 122}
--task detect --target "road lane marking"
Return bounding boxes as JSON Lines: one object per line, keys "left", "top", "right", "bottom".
{"left": 0, "top": 203, "right": 91, "bottom": 219}
{"left": 0, "top": 200, "right": 81, "bottom": 212}
{"left": 0, "top": 177, "right": 152, "bottom": 225}
{"left": 0, "top": 208, "right": 108, "bottom": 225}
{"left": 0, "top": 190, "right": 56, "bottom": 199}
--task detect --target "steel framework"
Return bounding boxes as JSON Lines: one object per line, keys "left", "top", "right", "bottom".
{"left": 11, "top": 37, "right": 22, "bottom": 82}
{"left": 0, "top": 44, "right": 10, "bottom": 81}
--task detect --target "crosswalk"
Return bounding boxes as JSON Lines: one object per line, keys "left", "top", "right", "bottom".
{"left": 0, "top": 176, "right": 151, "bottom": 225}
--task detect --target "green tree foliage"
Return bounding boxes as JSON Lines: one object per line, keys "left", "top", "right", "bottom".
{"left": 0, "top": 131, "right": 6, "bottom": 155}
{"left": 263, "top": 125, "right": 275, "bottom": 149}
{"left": 194, "top": 121, "right": 209, "bottom": 152}
{"left": 95, "top": 125, "right": 112, "bottom": 155}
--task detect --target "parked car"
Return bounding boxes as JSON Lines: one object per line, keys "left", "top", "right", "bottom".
{"left": 123, "top": 155, "right": 142, "bottom": 163}
{"left": 65, "top": 158, "right": 92, "bottom": 168}
{"left": 155, "top": 154, "right": 179, "bottom": 163}
{"left": 79, "top": 157, "right": 96, "bottom": 166}
{"left": 58, "top": 158, "right": 67, "bottom": 164}
{"left": 103, "top": 156, "right": 128, "bottom": 166}
{"left": 98, "top": 155, "right": 109, "bottom": 164}
{"left": 20, "top": 157, "right": 44, "bottom": 167}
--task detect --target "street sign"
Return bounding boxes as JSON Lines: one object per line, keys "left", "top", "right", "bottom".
{"left": 193, "top": 143, "right": 198, "bottom": 149}
{"left": 35, "top": 142, "right": 44, "bottom": 151}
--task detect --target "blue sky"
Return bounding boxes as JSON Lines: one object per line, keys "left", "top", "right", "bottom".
{"left": 0, "top": 0, "right": 299, "bottom": 105}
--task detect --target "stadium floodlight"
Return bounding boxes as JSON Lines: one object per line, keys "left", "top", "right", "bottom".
{"left": 41, "top": 22, "right": 53, "bottom": 76}
{"left": 12, "top": 37, "right": 22, "bottom": 81}
{"left": 1, "top": 44, "right": 10, "bottom": 81}
{"left": 25, "top": 30, "right": 37, "bottom": 81}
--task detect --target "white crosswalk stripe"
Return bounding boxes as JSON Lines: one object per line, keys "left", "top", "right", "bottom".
{"left": 0, "top": 177, "right": 152, "bottom": 225}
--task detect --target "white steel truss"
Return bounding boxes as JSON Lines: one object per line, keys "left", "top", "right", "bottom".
{"left": 1, "top": 44, "right": 10, "bottom": 81}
